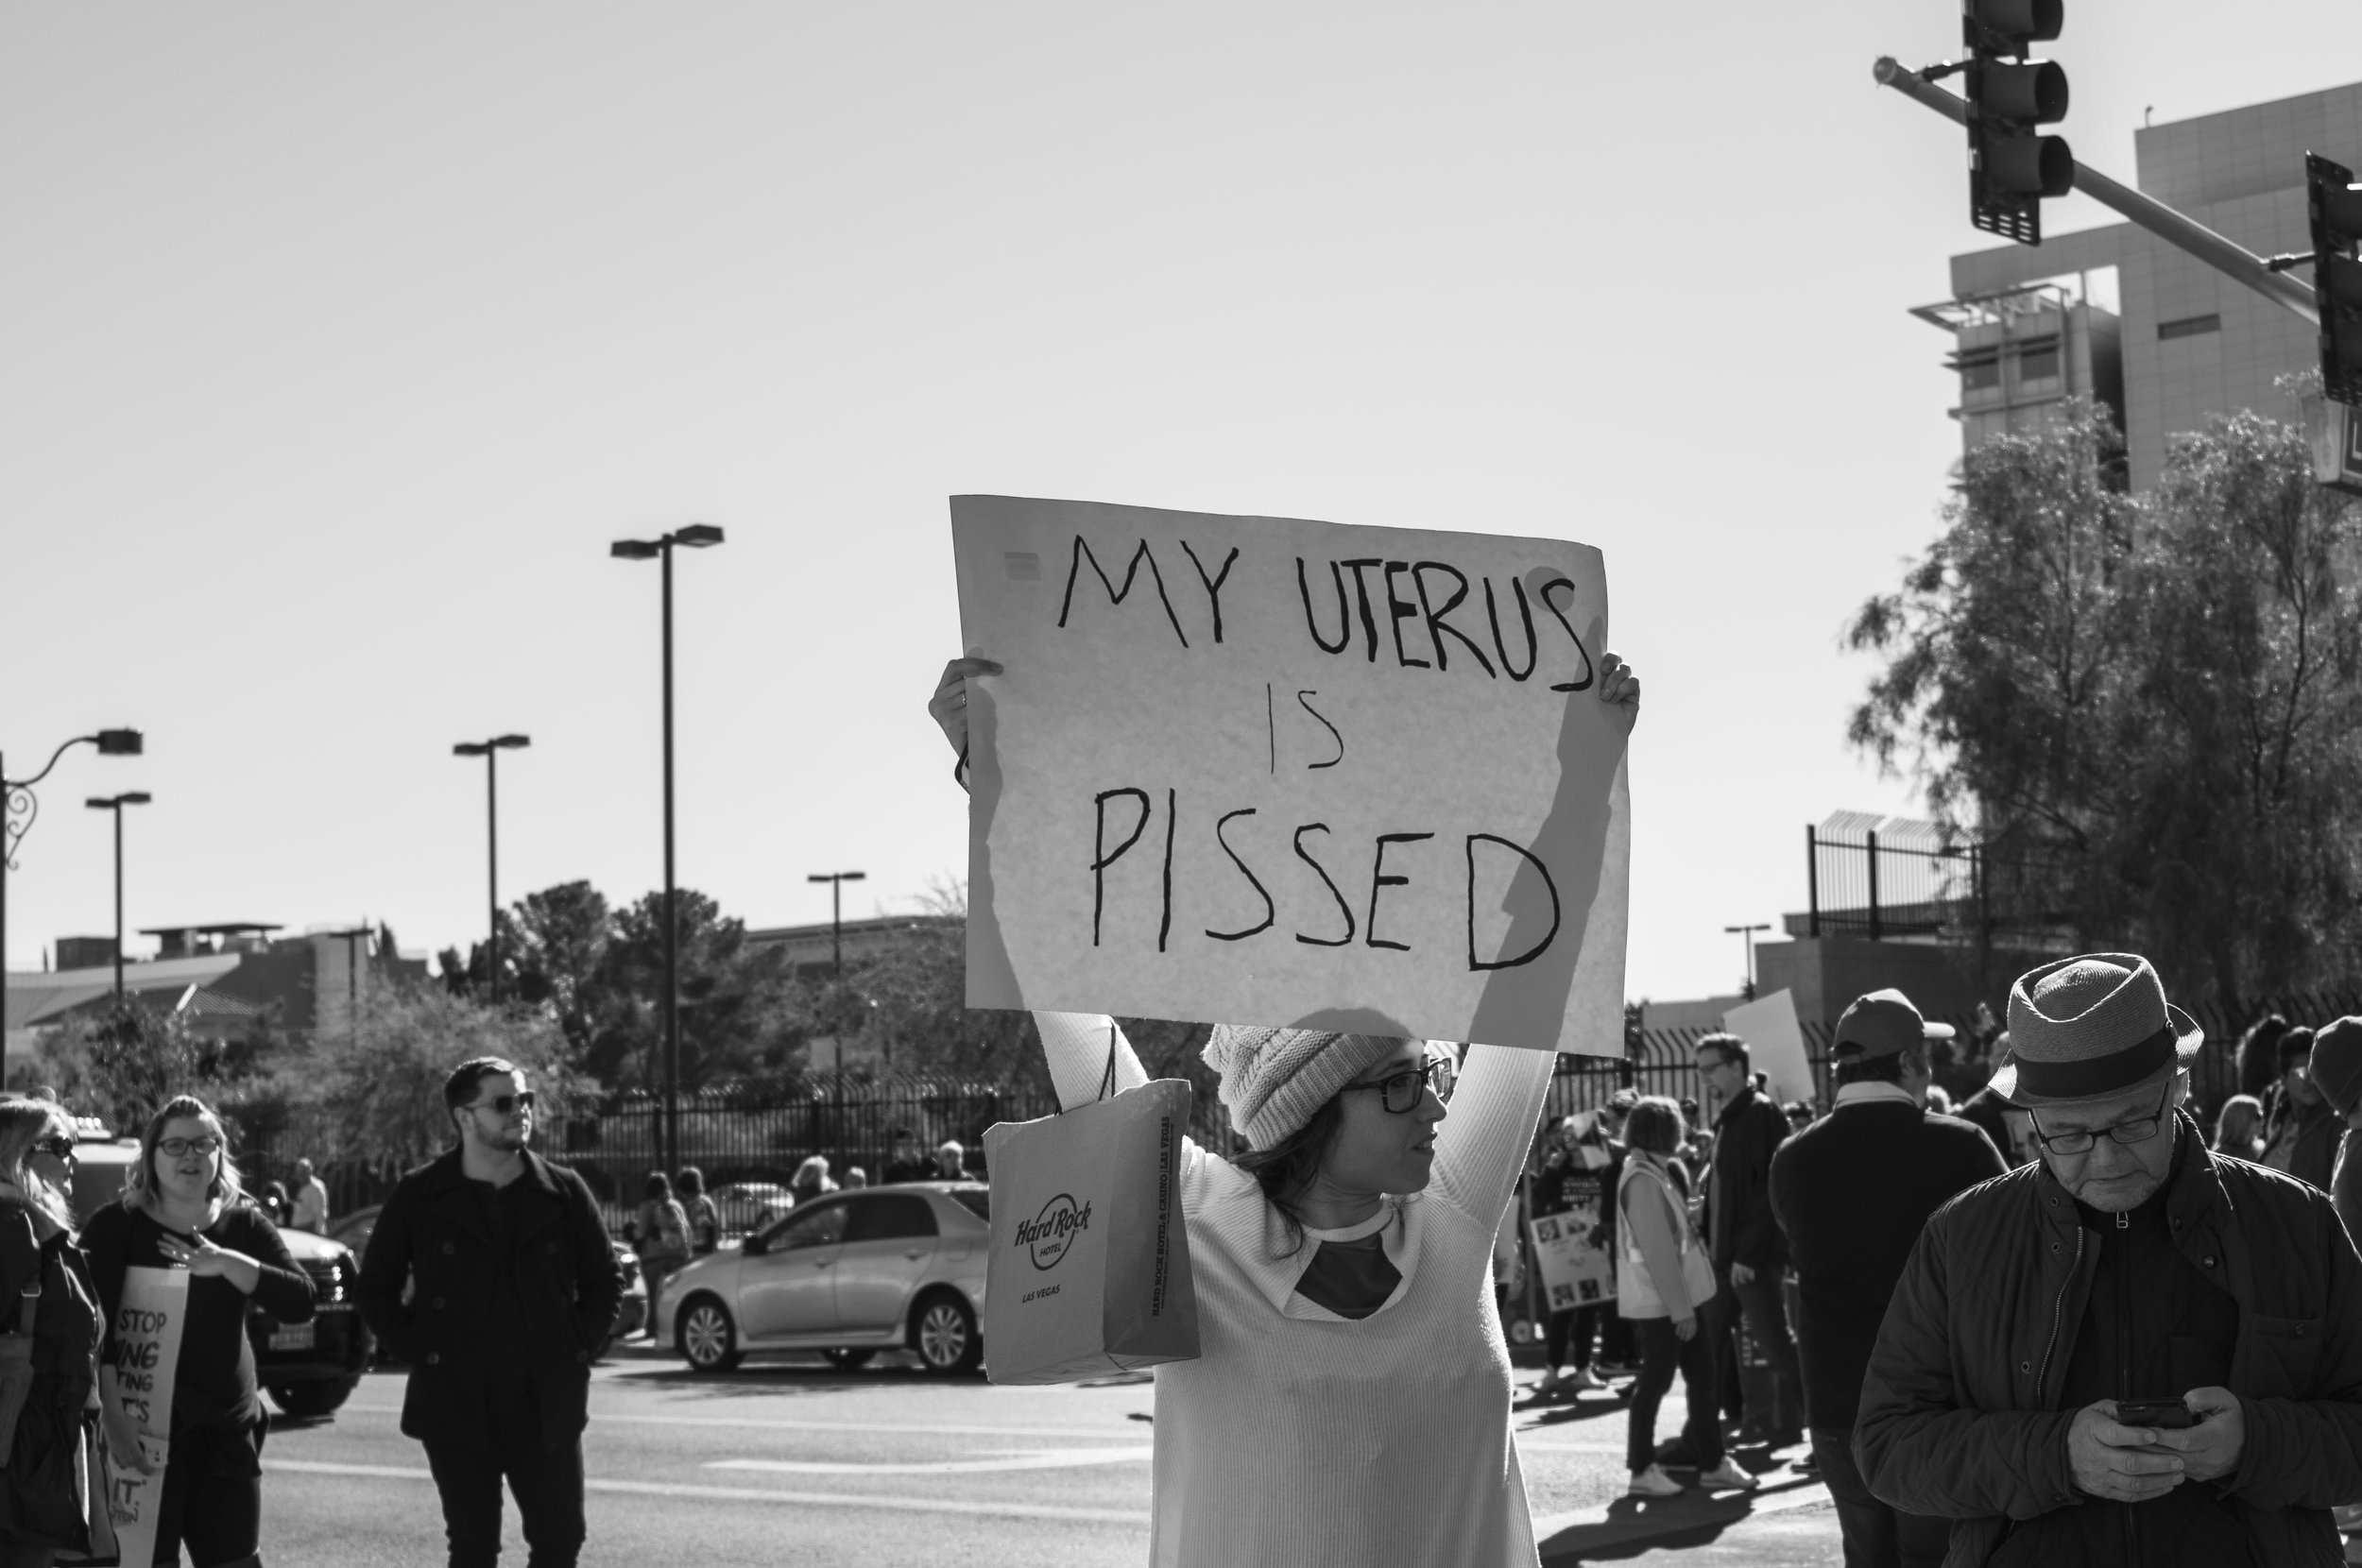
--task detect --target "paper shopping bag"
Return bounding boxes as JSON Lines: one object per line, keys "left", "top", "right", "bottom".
{"left": 982, "top": 1078, "right": 1200, "bottom": 1385}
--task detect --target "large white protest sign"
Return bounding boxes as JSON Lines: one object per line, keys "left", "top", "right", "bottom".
{"left": 106, "top": 1265, "right": 187, "bottom": 1568}
{"left": 1721, "top": 989, "right": 1814, "bottom": 1105}
{"left": 953, "top": 495, "right": 1629, "bottom": 1055}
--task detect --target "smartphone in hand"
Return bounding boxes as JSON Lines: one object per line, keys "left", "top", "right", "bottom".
{"left": 2115, "top": 1397, "right": 2197, "bottom": 1430}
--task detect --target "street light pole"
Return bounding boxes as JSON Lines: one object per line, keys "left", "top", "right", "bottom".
{"left": 86, "top": 793, "right": 154, "bottom": 1000}
{"left": 1723, "top": 922, "right": 1771, "bottom": 999}
{"left": 806, "top": 871, "right": 867, "bottom": 977}
{"left": 454, "top": 735, "right": 530, "bottom": 1003}
{"left": 611, "top": 524, "right": 724, "bottom": 1173}
{"left": 1, "top": 730, "right": 142, "bottom": 1080}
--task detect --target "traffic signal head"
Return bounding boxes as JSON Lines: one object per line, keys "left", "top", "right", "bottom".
{"left": 1965, "top": 0, "right": 2071, "bottom": 246}
{"left": 2309, "top": 152, "right": 2362, "bottom": 405}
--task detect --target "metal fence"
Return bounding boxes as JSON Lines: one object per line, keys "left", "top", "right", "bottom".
{"left": 260, "top": 1072, "right": 1236, "bottom": 1231}
{"left": 1806, "top": 814, "right": 1977, "bottom": 941}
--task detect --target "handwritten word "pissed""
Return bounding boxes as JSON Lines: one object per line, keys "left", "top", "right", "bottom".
{"left": 1091, "top": 788, "right": 1561, "bottom": 971}
{"left": 1053, "top": 536, "right": 1594, "bottom": 689}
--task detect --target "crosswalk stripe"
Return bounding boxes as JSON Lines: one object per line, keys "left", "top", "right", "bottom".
{"left": 336, "top": 1405, "right": 1145, "bottom": 1441}
{"left": 262, "top": 1460, "right": 1152, "bottom": 1525}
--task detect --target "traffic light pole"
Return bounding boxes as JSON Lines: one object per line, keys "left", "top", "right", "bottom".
{"left": 1875, "top": 58, "right": 2321, "bottom": 328}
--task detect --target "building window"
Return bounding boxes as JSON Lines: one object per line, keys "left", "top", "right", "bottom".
{"left": 1959, "top": 349, "right": 2001, "bottom": 392}
{"left": 2158, "top": 314, "right": 2220, "bottom": 341}
{"left": 2015, "top": 339, "right": 2062, "bottom": 383}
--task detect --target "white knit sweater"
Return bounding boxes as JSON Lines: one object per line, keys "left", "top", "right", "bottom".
{"left": 1033, "top": 1011, "right": 1555, "bottom": 1568}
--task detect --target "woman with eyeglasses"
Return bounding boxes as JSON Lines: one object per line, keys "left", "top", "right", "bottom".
{"left": 0, "top": 1097, "right": 106, "bottom": 1568}
{"left": 80, "top": 1095, "right": 315, "bottom": 1568}
{"left": 928, "top": 649, "right": 1640, "bottom": 1567}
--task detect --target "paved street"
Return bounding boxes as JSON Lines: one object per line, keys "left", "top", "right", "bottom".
{"left": 256, "top": 1351, "right": 1840, "bottom": 1566}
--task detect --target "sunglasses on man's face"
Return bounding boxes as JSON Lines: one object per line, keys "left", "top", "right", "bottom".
{"left": 31, "top": 1135, "right": 77, "bottom": 1162}
{"left": 468, "top": 1091, "right": 537, "bottom": 1116}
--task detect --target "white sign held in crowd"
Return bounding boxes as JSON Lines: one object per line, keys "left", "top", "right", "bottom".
{"left": 1527, "top": 1183, "right": 1614, "bottom": 1311}
{"left": 952, "top": 495, "right": 1630, "bottom": 1055}
{"left": 1720, "top": 989, "right": 1813, "bottom": 1105}
{"left": 107, "top": 1265, "right": 189, "bottom": 1568}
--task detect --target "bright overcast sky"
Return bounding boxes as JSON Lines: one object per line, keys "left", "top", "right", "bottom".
{"left": 3, "top": 3, "right": 2353, "bottom": 1013}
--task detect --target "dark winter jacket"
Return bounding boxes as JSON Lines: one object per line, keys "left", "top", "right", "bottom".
{"left": 0, "top": 1202, "right": 100, "bottom": 1552}
{"left": 2263, "top": 1091, "right": 2339, "bottom": 1192}
{"left": 1770, "top": 1094, "right": 2007, "bottom": 1428}
{"left": 1704, "top": 1086, "right": 1791, "bottom": 1273}
{"left": 1855, "top": 1115, "right": 2362, "bottom": 1567}
{"left": 356, "top": 1149, "right": 622, "bottom": 1452}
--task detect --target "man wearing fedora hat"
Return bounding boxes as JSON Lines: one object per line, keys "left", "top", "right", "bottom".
{"left": 1855, "top": 954, "right": 2362, "bottom": 1566}
{"left": 1771, "top": 989, "right": 2007, "bottom": 1568}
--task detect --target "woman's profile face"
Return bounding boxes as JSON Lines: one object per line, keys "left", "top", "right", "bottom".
{"left": 153, "top": 1115, "right": 220, "bottom": 1206}
{"left": 1317, "top": 1039, "right": 1449, "bottom": 1199}
{"left": 28, "top": 1118, "right": 75, "bottom": 1199}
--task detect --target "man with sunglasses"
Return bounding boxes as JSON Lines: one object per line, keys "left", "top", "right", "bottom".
{"left": 1855, "top": 954, "right": 2362, "bottom": 1567}
{"left": 357, "top": 1057, "right": 623, "bottom": 1568}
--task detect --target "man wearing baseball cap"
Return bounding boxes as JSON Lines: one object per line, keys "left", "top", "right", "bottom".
{"left": 1771, "top": 989, "right": 2006, "bottom": 1568}
{"left": 1855, "top": 954, "right": 2362, "bottom": 1566}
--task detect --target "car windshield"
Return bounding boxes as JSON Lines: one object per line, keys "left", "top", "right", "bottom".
{"left": 950, "top": 1189, "right": 988, "bottom": 1221}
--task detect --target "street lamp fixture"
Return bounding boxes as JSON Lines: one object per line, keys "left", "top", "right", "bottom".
{"left": 0, "top": 728, "right": 143, "bottom": 1077}
{"left": 1724, "top": 922, "right": 1772, "bottom": 998}
{"left": 807, "top": 871, "right": 868, "bottom": 978}
{"left": 454, "top": 735, "right": 531, "bottom": 1003}
{"left": 611, "top": 524, "right": 727, "bottom": 1172}
{"left": 85, "top": 792, "right": 154, "bottom": 999}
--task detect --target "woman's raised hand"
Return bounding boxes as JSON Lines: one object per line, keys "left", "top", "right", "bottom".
{"left": 1597, "top": 652, "right": 1641, "bottom": 733}
{"left": 930, "top": 656, "right": 1003, "bottom": 763}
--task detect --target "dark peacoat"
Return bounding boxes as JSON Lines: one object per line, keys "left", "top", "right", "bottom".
{"left": 356, "top": 1148, "right": 622, "bottom": 1452}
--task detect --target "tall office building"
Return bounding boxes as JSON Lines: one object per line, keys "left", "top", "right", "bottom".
{"left": 1920, "top": 79, "right": 2362, "bottom": 492}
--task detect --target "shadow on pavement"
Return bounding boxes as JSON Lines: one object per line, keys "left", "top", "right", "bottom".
{"left": 1537, "top": 1460, "right": 1826, "bottom": 1564}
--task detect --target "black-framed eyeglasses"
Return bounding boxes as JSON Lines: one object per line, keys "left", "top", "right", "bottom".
{"left": 2028, "top": 1086, "right": 2172, "bottom": 1156}
{"left": 468, "top": 1091, "right": 537, "bottom": 1116}
{"left": 158, "top": 1135, "right": 223, "bottom": 1158}
{"left": 31, "top": 1135, "right": 77, "bottom": 1162}
{"left": 1345, "top": 1057, "right": 1455, "bottom": 1115}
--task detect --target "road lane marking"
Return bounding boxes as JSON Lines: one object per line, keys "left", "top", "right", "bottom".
{"left": 261, "top": 1460, "right": 1150, "bottom": 1525}
{"left": 337, "top": 1406, "right": 1145, "bottom": 1441}
{"left": 708, "top": 1447, "right": 1153, "bottom": 1475}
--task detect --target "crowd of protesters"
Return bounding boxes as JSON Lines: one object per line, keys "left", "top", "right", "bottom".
{"left": 1491, "top": 963, "right": 2362, "bottom": 1568}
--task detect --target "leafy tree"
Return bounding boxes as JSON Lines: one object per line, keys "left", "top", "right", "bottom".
{"left": 590, "top": 889, "right": 794, "bottom": 1088}
{"left": 45, "top": 999, "right": 239, "bottom": 1133}
{"left": 1849, "top": 395, "right": 2362, "bottom": 1014}
{"left": 280, "top": 980, "right": 593, "bottom": 1171}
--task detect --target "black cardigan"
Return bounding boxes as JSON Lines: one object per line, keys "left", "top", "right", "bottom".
{"left": 80, "top": 1201, "right": 315, "bottom": 1435}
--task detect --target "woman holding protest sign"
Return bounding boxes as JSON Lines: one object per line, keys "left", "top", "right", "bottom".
{"left": 0, "top": 1097, "right": 107, "bottom": 1568}
{"left": 932, "top": 650, "right": 1639, "bottom": 1567}
{"left": 82, "top": 1094, "right": 314, "bottom": 1568}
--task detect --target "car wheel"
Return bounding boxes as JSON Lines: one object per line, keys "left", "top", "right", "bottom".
{"left": 677, "top": 1296, "right": 742, "bottom": 1373}
{"left": 823, "top": 1347, "right": 875, "bottom": 1370}
{"left": 267, "top": 1378, "right": 356, "bottom": 1420}
{"left": 910, "top": 1293, "right": 982, "bottom": 1376}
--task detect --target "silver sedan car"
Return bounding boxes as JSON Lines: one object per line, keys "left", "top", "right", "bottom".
{"left": 656, "top": 1183, "right": 990, "bottom": 1375}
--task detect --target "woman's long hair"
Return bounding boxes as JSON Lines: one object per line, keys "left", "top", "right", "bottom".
{"left": 0, "top": 1096, "right": 76, "bottom": 1231}
{"left": 1233, "top": 1093, "right": 1352, "bottom": 1257}
{"left": 2213, "top": 1094, "right": 2265, "bottom": 1154}
{"left": 123, "top": 1094, "right": 248, "bottom": 1219}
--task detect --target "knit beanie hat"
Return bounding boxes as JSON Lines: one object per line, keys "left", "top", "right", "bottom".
{"left": 1202, "top": 1024, "right": 1409, "bottom": 1150}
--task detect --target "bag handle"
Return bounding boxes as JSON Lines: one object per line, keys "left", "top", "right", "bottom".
{"left": 1095, "top": 1023, "right": 1122, "bottom": 1103}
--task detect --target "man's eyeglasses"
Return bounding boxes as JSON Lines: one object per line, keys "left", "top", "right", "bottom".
{"left": 31, "top": 1135, "right": 77, "bottom": 1162}
{"left": 158, "top": 1136, "right": 222, "bottom": 1158}
{"left": 2028, "top": 1088, "right": 2172, "bottom": 1156}
{"left": 1345, "top": 1057, "right": 1455, "bottom": 1115}
{"left": 468, "top": 1091, "right": 537, "bottom": 1116}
